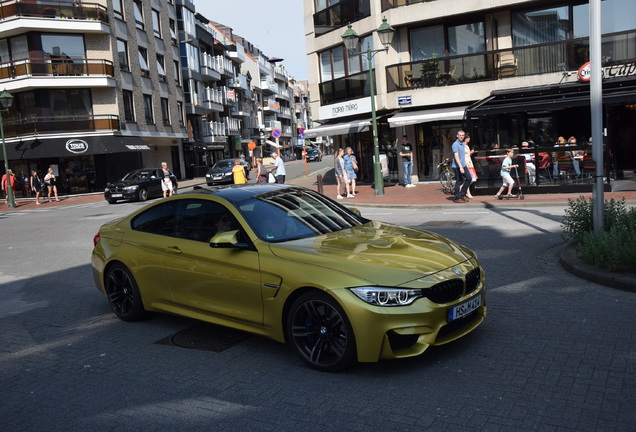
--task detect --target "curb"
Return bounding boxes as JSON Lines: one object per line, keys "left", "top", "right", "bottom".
{"left": 560, "top": 243, "right": 636, "bottom": 292}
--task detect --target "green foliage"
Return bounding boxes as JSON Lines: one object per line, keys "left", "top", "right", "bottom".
{"left": 561, "top": 196, "right": 636, "bottom": 272}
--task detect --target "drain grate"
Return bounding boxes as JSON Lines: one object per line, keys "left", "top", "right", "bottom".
{"left": 420, "top": 221, "right": 463, "bottom": 227}
{"left": 155, "top": 323, "right": 250, "bottom": 353}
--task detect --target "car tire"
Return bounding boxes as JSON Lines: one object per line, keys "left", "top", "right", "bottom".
{"left": 104, "top": 263, "right": 146, "bottom": 322}
{"left": 287, "top": 291, "right": 357, "bottom": 372}
{"left": 107, "top": 199, "right": 117, "bottom": 204}
{"left": 137, "top": 187, "right": 148, "bottom": 201}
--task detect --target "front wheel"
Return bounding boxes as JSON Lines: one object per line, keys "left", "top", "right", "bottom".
{"left": 287, "top": 291, "right": 357, "bottom": 372}
{"left": 137, "top": 187, "right": 148, "bottom": 201}
{"left": 439, "top": 171, "right": 455, "bottom": 194}
{"left": 104, "top": 263, "right": 146, "bottom": 321}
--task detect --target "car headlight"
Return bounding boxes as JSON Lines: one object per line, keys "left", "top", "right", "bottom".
{"left": 224, "top": 172, "right": 232, "bottom": 177}
{"left": 349, "top": 287, "right": 423, "bottom": 306}
{"left": 123, "top": 185, "right": 139, "bottom": 191}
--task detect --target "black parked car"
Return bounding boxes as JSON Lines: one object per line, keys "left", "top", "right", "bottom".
{"left": 205, "top": 159, "right": 250, "bottom": 186}
{"left": 104, "top": 168, "right": 178, "bottom": 204}
{"left": 306, "top": 148, "right": 323, "bottom": 162}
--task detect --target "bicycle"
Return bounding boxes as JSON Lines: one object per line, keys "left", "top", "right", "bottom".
{"left": 437, "top": 158, "right": 455, "bottom": 194}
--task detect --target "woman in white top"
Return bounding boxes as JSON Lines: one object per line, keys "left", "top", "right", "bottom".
{"left": 334, "top": 148, "right": 349, "bottom": 199}
{"left": 44, "top": 167, "right": 59, "bottom": 202}
{"left": 464, "top": 134, "right": 477, "bottom": 199}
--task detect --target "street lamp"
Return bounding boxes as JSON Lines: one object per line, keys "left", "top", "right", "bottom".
{"left": 0, "top": 89, "right": 15, "bottom": 208}
{"left": 342, "top": 17, "right": 395, "bottom": 196}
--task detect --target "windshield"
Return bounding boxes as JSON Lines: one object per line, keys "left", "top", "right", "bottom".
{"left": 237, "top": 187, "right": 368, "bottom": 242}
{"left": 211, "top": 160, "right": 234, "bottom": 170}
{"left": 122, "top": 170, "right": 150, "bottom": 181}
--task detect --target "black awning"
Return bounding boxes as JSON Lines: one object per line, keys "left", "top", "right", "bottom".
{"left": 5, "top": 135, "right": 151, "bottom": 160}
{"left": 467, "top": 78, "right": 636, "bottom": 117}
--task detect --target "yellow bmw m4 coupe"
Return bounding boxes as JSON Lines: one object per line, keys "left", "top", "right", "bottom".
{"left": 92, "top": 184, "right": 486, "bottom": 371}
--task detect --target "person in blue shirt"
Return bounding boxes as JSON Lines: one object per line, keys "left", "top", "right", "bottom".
{"left": 451, "top": 130, "right": 472, "bottom": 203}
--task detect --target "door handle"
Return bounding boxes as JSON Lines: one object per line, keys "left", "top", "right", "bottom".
{"left": 165, "top": 246, "right": 182, "bottom": 254}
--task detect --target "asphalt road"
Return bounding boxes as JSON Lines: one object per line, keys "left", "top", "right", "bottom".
{"left": 0, "top": 187, "right": 634, "bottom": 431}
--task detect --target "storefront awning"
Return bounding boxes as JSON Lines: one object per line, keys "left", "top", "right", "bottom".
{"left": 3, "top": 135, "right": 152, "bottom": 160}
{"left": 388, "top": 106, "right": 469, "bottom": 127}
{"left": 303, "top": 119, "right": 371, "bottom": 139}
{"left": 467, "top": 79, "right": 636, "bottom": 117}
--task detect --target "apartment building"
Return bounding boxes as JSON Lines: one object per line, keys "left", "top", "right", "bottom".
{"left": 303, "top": 0, "right": 636, "bottom": 186}
{"left": 0, "top": 0, "right": 187, "bottom": 195}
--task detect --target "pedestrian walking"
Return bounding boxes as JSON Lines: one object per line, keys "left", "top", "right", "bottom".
{"left": 495, "top": 148, "right": 519, "bottom": 198}
{"left": 451, "top": 130, "right": 471, "bottom": 203}
{"left": 464, "top": 133, "right": 477, "bottom": 199}
{"left": 44, "top": 167, "right": 60, "bottom": 202}
{"left": 343, "top": 147, "right": 358, "bottom": 197}
{"left": 270, "top": 152, "right": 286, "bottom": 184}
{"left": 2, "top": 168, "right": 16, "bottom": 204}
{"left": 399, "top": 135, "right": 415, "bottom": 187}
{"left": 255, "top": 158, "right": 268, "bottom": 183}
{"left": 232, "top": 158, "right": 247, "bottom": 184}
{"left": 161, "top": 161, "right": 174, "bottom": 198}
{"left": 334, "top": 148, "right": 349, "bottom": 199}
{"left": 30, "top": 170, "right": 43, "bottom": 205}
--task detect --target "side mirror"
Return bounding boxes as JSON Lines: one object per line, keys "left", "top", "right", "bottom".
{"left": 210, "top": 230, "right": 248, "bottom": 249}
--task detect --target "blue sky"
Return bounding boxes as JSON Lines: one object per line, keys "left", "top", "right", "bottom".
{"left": 195, "top": 0, "right": 309, "bottom": 81}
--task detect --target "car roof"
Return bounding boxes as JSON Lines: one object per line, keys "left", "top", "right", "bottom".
{"left": 186, "top": 184, "right": 295, "bottom": 204}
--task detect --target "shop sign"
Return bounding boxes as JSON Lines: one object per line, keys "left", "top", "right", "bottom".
{"left": 578, "top": 61, "right": 636, "bottom": 82}
{"left": 65, "top": 139, "right": 88, "bottom": 154}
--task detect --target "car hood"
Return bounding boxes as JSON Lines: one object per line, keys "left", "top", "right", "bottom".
{"left": 268, "top": 221, "right": 475, "bottom": 286}
{"left": 107, "top": 178, "right": 145, "bottom": 187}
{"left": 208, "top": 167, "right": 231, "bottom": 175}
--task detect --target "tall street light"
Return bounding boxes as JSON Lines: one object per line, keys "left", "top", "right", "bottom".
{"left": 342, "top": 17, "right": 395, "bottom": 196}
{"left": 0, "top": 89, "right": 15, "bottom": 208}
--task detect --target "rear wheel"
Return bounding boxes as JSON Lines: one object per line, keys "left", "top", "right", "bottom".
{"left": 137, "top": 187, "right": 148, "bottom": 201}
{"left": 287, "top": 291, "right": 357, "bottom": 372}
{"left": 104, "top": 263, "right": 146, "bottom": 321}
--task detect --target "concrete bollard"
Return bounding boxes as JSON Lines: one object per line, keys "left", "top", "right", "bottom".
{"left": 316, "top": 174, "right": 323, "bottom": 194}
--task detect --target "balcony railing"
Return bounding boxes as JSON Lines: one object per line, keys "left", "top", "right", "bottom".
{"left": 385, "top": 30, "right": 636, "bottom": 92}
{"left": 319, "top": 69, "right": 374, "bottom": 106}
{"left": 313, "top": 0, "right": 371, "bottom": 37}
{"left": 380, "top": 0, "right": 436, "bottom": 11}
{"left": 0, "top": 0, "right": 108, "bottom": 22}
{"left": 0, "top": 58, "right": 114, "bottom": 81}
{"left": 3, "top": 114, "right": 119, "bottom": 137}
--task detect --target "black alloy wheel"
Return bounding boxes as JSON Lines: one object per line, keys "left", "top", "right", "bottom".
{"left": 104, "top": 263, "right": 146, "bottom": 321}
{"left": 137, "top": 187, "right": 148, "bottom": 201}
{"left": 287, "top": 292, "right": 356, "bottom": 372}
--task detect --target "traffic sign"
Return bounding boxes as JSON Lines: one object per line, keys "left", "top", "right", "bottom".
{"left": 271, "top": 129, "right": 282, "bottom": 139}
{"left": 298, "top": 127, "right": 306, "bottom": 135}
{"left": 247, "top": 141, "right": 256, "bottom": 149}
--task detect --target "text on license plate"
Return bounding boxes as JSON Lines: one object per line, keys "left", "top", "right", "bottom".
{"left": 448, "top": 295, "right": 481, "bottom": 321}
{"left": 111, "top": 194, "right": 123, "bottom": 198}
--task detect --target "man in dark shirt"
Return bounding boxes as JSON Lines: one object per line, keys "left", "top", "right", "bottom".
{"left": 399, "top": 135, "right": 415, "bottom": 187}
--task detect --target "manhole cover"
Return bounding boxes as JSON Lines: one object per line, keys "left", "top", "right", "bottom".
{"left": 155, "top": 323, "right": 249, "bottom": 352}
{"left": 420, "top": 221, "right": 463, "bottom": 226}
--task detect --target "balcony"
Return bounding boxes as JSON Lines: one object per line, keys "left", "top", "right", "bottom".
{"left": 263, "top": 98, "right": 280, "bottom": 113}
{"left": 385, "top": 30, "right": 636, "bottom": 93}
{"left": 380, "top": 0, "right": 436, "bottom": 11}
{"left": 0, "top": 1, "right": 109, "bottom": 37}
{"left": 231, "top": 101, "right": 251, "bottom": 118}
{"left": 261, "top": 77, "right": 277, "bottom": 95}
{"left": 313, "top": 0, "right": 370, "bottom": 37}
{"left": 228, "top": 73, "right": 248, "bottom": 90}
{"left": 263, "top": 120, "right": 281, "bottom": 131}
{"left": 3, "top": 114, "right": 119, "bottom": 138}
{"left": 0, "top": 58, "right": 115, "bottom": 91}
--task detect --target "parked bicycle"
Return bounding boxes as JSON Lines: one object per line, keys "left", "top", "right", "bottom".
{"left": 437, "top": 158, "right": 455, "bottom": 194}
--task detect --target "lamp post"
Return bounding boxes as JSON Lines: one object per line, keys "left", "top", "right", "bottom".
{"left": 0, "top": 89, "right": 15, "bottom": 208}
{"left": 342, "top": 17, "right": 395, "bottom": 196}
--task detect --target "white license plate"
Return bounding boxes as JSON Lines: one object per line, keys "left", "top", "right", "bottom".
{"left": 213, "top": 176, "right": 223, "bottom": 180}
{"left": 111, "top": 193, "right": 123, "bottom": 198}
{"left": 448, "top": 295, "right": 481, "bottom": 321}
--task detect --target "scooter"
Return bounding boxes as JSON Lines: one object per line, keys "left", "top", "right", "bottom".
{"left": 497, "top": 165, "right": 524, "bottom": 200}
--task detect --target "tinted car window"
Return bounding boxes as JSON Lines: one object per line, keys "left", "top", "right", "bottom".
{"left": 131, "top": 200, "right": 179, "bottom": 235}
{"left": 173, "top": 199, "right": 236, "bottom": 242}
